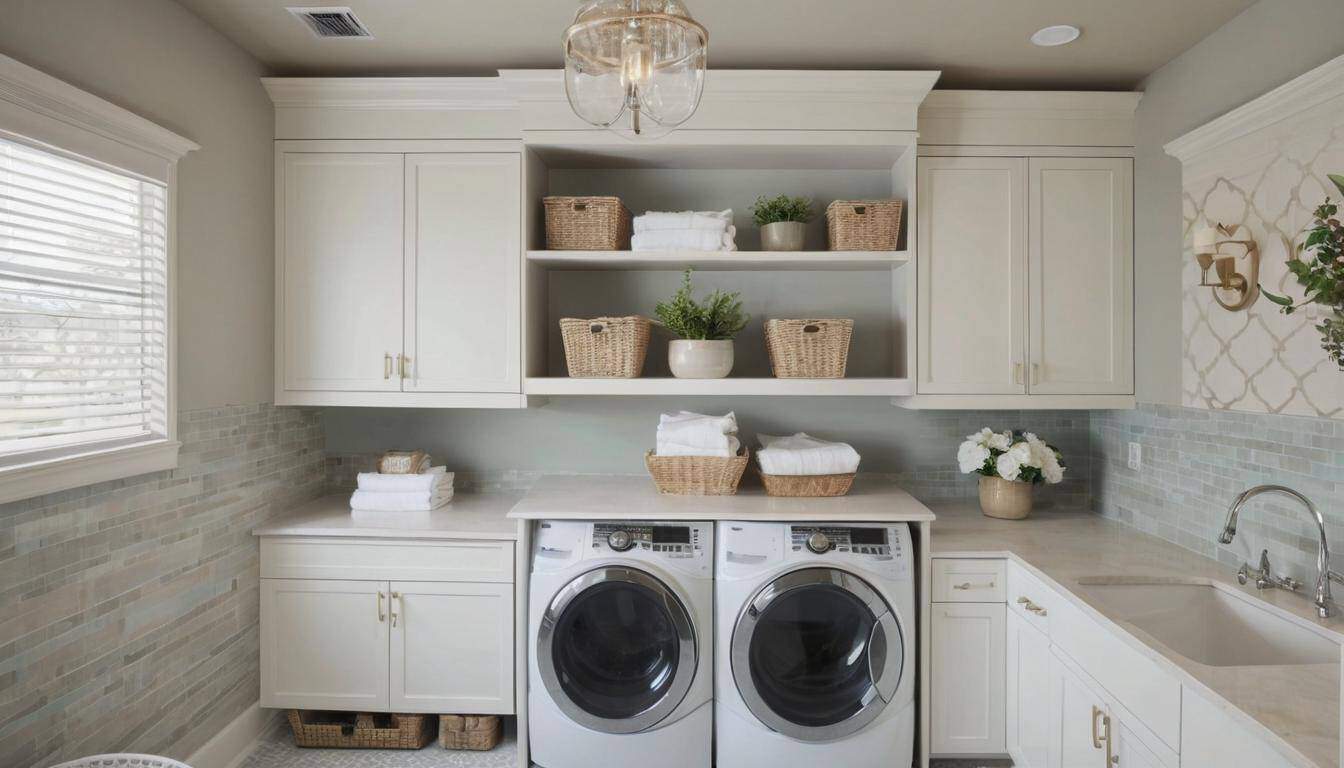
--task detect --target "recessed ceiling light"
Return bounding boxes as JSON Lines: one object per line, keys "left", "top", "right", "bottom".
{"left": 1031, "top": 25, "right": 1081, "bottom": 47}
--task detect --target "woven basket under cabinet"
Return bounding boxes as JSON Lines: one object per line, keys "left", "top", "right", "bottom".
{"left": 758, "top": 468, "right": 857, "bottom": 497}
{"left": 560, "top": 316, "right": 651, "bottom": 378}
{"left": 287, "top": 711, "right": 436, "bottom": 750}
{"left": 544, "top": 196, "right": 632, "bottom": 250}
{"left": 439, "top": 715, "right": 502, "bottom": 751}
{"left": 645, "top": 449, "right": 750, "bottom": 496}
{"left": 765, "top": 319, "right": 853, "bottom": 378}
{"left": 826, "top": 199, "right": 903, "bottom": 251}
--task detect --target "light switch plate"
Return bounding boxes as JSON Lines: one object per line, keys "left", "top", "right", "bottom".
{"left": 1127, "top": 441, "right": 1142, "bottom": 471}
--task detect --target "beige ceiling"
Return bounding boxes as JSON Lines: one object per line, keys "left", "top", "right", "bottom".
{"left": 177, "top": 0, "right": 1257, "bottom": 89}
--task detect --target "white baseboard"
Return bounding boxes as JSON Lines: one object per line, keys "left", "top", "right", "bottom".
{"left": 187, "top": 701, "right": 278, "bottom": 768}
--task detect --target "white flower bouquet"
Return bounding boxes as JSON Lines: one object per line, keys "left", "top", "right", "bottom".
{"left": 957, "top": 428, "right": 1065, "bottom": 485}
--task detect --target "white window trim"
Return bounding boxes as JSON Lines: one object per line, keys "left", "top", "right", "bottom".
{"left": 0, "top": 53, "right": 197, "bottom": 504}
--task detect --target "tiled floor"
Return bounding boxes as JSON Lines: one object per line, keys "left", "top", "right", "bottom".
{"left": 237, "top": 717, "right": 518, "bottom": 768}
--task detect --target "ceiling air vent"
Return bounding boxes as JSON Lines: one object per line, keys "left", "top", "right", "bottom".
{"left": 287, "top": 7, "right": 373, "bottom": 39}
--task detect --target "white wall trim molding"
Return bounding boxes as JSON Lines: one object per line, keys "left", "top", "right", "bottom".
{"left": 262, "top": 77, "right": 514, "bottom": 111}
{"left": 1165, "top": 52, "right": 1344, "bottom": 165}
{"left": 186, "top": 702, "right": 279, "bottom": 768}
{"left": 0, "top": 52, "right": 197, "bottom": 180}
{"left": 918, "top": 90, "right": 1141, "bottom": 147}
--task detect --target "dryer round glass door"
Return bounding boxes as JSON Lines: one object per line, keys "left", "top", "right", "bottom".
{"left": 731, "top": 567, "right": 904, "bottom": 742}
{"left": 538, "top": 566, "right": 698, "bottom": 734}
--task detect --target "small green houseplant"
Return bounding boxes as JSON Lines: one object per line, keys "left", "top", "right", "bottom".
{"left": 750, "top": 194, "right": 813, "bottom": 251}
{"left": 654, "top": 269, "right": 750, "bottom": 378}
{"left": 1263, "top": 174, "right": 1344, "bottom": 369}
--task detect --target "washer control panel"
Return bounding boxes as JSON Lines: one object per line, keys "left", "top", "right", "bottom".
{"left": 593, "top": 523, "right": 702, "bottom": 558}
{"left": 790, "top": 525, "right": 897, "bottom": 558}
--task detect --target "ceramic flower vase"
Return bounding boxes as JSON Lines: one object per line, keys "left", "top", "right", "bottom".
{"left": 668, "top": 339, "right": 734, "bottom": 378}
{"left": 979, "top": 475, "right": 1033, "bottom": 520}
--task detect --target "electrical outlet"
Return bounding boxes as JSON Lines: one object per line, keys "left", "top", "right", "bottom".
{"left": 1127, "top": 441, "right": 1142, "bottom": 471}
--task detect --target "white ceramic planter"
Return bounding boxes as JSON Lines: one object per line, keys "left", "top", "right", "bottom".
{"left": 760, "top": 221, "right": 807, "bottom": 251}
{"left": 668, "top": 339, "right": 734, "bottom": 378}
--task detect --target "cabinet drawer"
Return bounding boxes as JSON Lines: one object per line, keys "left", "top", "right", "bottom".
{"left": 1007, "top": 561, "right": 1055, "bottom": 634}
{"left": 262, "top": 537, "right": 514, "bottom": 582}
{"left": 932, "top": 558, "right": 1006, "bottom": 602}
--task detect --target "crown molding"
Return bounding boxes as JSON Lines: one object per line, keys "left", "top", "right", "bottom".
{"left": 262, "top": 77, "right": 515, "bottom": 111}
{"left": 920, "top": 89, "right": 1142, "bottom": 120}
{"left": 0, "top": 52, "right": 198, "bottom": 161}
{"left": 497, "top": 69, "right": 940, "bottom": 105}
{"left": 1165, "top": 53, "right": 1344, "bottom": 164}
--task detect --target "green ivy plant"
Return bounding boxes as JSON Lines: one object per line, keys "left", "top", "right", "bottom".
{"left": 749, "top": 194, "right": 813, "bottom": 226}
{"left": 1262, "top": 174, "right": 1344, "bottom": 369}
{"left": 653, "top": 269, "right": 750, "bottom": 340}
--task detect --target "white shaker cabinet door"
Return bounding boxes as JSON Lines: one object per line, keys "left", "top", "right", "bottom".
{"left": 1048, "top": 648, "right": 1110, "bottom": 768}
{"left": 260, "top": 579, "right": 390, "bottom": 711}
{"left": 931, "top": 602, "right": 1007, "bottom": 755}
{"left": 388, "top": 581, "right": 514, "bottom": 714}
{"left": 1006, "top": 609, "right": 1051, "bottom": 768}
{"left": 1028, "top": 157, "right": 1133, "bottom": 395}
{"left": 403, "top": 153, "right": 521, "bottom": 393}
{"left": 279, "top": 153, "right": 404, "bottom": 392}
{"left": 917, "top": 156, "right": 1027, "bottom": 395}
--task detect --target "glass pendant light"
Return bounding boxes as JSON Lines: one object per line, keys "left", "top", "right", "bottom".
{"left": 563, "top": 0, "right": 708, "bottom": 138}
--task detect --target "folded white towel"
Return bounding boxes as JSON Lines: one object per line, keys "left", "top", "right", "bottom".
{"left": 756, "top": 432, "right": 861, "bottom": 476}
{"left": 356, "top": 466, "right": 452, "bottom": 493}
{"left": 350, "top": 488, "right": 454, "bottom": 512}
{"left": 630, "top": 227, "right": 737, "bottom": 252}
{"left": 633, "top": 209, "right": 733, "bottom": 233}
{"left": 656, "top": 411, "right": 740, "bottom": 457}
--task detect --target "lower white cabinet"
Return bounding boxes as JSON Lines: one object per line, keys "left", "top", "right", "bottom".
{"left": 390, "top": 581, "right": 513, "bottom": 714}
{"left": 931, "top": 602, "right": 1007, "bottom": 755}
{"left": 1048, "top": 648, "right": 1171, "bottom": 768}
{"left": 1006, "top": 608, "right": 1051, "bottom": 767}
{"left": 1181, "top": 687, "right": 1290, "bottom": 767}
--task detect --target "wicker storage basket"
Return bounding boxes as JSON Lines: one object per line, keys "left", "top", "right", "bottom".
{"left": 645, "top": 449, "right": 750, "bottom": 496}
{"left": 439, "top": 715, "right": 502, "bottom": 751}
{"left": 287, "top": 710, "right": 436, "bottom": 750}
{"left": 560, "top": 316, "right": 651, "bottom": 378}
{"left": 826, "top": 199, "right": 903, "bottom": 251}
{"left": 765, "top": 319, "right": 853, "bottom": 378}
{"left": 758, "top": 469, "right": 857, "bottom": 497}
{"left": 544, "top": 196, "right": 632, "bottom": 250}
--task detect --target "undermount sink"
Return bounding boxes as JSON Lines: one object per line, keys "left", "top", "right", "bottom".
{"left": 1076, "top": 580, "right": 1341, "bottom": 667}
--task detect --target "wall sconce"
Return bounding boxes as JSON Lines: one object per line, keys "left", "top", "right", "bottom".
{"left": 1193, "top": 223, "right": 1260, "bottom": 311}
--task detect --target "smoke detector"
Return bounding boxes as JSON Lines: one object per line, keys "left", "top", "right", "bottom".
{"left": 287, "top": 7, "right": 373, "bottom": 39}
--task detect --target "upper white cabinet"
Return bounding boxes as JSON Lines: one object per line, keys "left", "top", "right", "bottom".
{"left": 276, "top": 144, "right": 524, "bottom": 408}
{"left": 911, "top": 154, "right": 1133, "bottom": 405}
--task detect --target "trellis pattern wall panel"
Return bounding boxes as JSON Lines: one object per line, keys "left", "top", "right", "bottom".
{"left": 0, "top": 404, "right": 324, "bottom": 768}
{"left": 1172, "top": 55, "right": 1344, "bottom": 417}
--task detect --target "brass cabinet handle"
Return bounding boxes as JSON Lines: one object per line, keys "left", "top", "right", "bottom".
{"left": 1102, "top": 712, "right": 1116, "bottom": 765}
{"left": 383, "top": 353, "right": 393, "bottom": 380}
{"left": 1091, "top": 706, "right": 1105, "bottom": 750}
{"left": 390, "top": 591, "right": 401, "bottom": 627}
{"left": 377, "top": 591, "right": 386, "bottom": 622}
{"left": 400, "top": 355, "right": 412, "bottom": 380}
{"left": 1017, "top": 595, "right": 1047, "bottom": 615}
{"left": 1014, "top": 362, "right": 1024, "bottom": 385}
{"left": 1031, "top": 362, "right": 1041, "bottom": 386}
{"left": 952, "top": 580, "right": 994, "bottom": 591}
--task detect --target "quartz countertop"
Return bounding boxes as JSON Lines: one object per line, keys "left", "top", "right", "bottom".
{"left": 506, "top": 474, "right": 936, "bottom": 522}
{"left": 252, "top": 493, "right": 522, "bottom": 540}
{"left": 931, "top": 501, "right": 1343, "bottom": 768}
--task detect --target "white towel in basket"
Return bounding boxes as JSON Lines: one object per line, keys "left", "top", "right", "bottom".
{"left": 656, "top": 411, "right": 741, "bottom": 457}
{"left": 756, "top": 433, "right": 860, "bottom": 476}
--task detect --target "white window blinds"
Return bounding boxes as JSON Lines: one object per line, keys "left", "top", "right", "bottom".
{"left": 0, "top": 135, "right": 169, "bottom": 462}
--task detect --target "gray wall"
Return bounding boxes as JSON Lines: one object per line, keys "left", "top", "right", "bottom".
{"left": 0, "top": 0, "right": 276, "bottom": 410}
{"left": 1132, "top": 0, "right": 1344, "bottom": 404}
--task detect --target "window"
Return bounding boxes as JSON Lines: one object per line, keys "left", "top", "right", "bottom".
{"left": 0, "top": 136, "right": 170, "bottom": 464}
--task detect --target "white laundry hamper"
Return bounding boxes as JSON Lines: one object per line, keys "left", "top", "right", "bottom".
{"left": 51, "top": 755, "right": 192, "bottom": 768}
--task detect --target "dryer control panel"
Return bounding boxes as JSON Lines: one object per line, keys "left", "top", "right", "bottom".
{"left": 789, "top": 525, "right": 898, "bottom": 557}
{"left": 593, "top": 522, "right": 703, "bottom": 558}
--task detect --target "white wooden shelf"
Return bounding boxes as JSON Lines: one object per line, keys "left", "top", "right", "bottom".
{"left": 526, "top": 249, "right": 909, "bottom": 271}
{"left": 523, "top": 377, "right": 913, "bottom": 397}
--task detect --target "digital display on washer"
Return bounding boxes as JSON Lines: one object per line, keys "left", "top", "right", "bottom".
{"left": 849, "top": 527, "right": 886, "bottom": 545}
{"left": 652, "top": 526, "right": 690, "bottom": 544}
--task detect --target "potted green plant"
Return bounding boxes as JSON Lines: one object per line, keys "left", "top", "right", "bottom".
{"left": 1263, "top": 174, "right": 1344, "bottom": 369}
{"left": 750, "top": 194, "right": 812, "bottom": 251}
{"left": 654, "top": 269, "right": 750, "bottom": 378}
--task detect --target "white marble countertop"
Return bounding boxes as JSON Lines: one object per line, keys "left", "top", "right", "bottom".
{"left": 931, "top": 501, "right": 1343, "bottom": 768}
{"left": 252, "top": 493, "right": 523, "bottom": 540}
{"left": 506, "top": 474, "right": 936, "bottom": 522}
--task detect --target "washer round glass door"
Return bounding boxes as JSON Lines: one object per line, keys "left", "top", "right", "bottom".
{"left": 538, "top": 566, "right": 697, "bottom": 734}
{"left": 731, "top": 567, "right": 904, "bottom": 742}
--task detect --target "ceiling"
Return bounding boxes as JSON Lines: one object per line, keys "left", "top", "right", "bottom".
{"left": 177, "top": 0, "right": 1258, "bottom": 89}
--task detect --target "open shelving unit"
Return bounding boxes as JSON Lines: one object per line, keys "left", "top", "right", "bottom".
{"left": 526, "top": 249, "right": 910, "bottom": 272}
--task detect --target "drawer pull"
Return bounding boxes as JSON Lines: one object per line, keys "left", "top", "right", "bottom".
{"left": 1017, "top": 595, "right": 1048, "bottom": 616}
{"left": 390, "top": 591, "right": 401, "bottom": 627}
{"left": 377, "top": 591, "right": 386, "bottom": 623}
{"left": 952, "top": 580, "right": 994, "bottom": 590}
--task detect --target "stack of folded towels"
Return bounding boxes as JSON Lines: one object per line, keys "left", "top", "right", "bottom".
{"left": 756, "top": 433, "right": 862, "bottom": 476}
{"left": 656, "top": 411, "right": 741, "bottom": 457}
{"left": 631, "top": 209, "right": 737, "bottom": 252}
{"left": 350, "top": 466, "right": 455, "bottom": 512}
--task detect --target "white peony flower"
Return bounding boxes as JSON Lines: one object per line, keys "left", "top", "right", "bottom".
{"left": 987, "top": 431, "right": 1012, "bottom": 452}
{"left": 965, "top": 427, "right": 995, "bottom": 447}
{"left": 957, "top": 440, "right": 991, "bottom": 474}
{"left": 996, "top": 451, "right": 1023, "bottom": 481}
{"left": 1042, "top": 458, "right": 1065, "bottom": 484}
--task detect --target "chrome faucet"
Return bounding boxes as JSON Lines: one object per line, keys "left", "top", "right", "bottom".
{"left": 1218, "top": 484, "right": 1342, "bottom": 618}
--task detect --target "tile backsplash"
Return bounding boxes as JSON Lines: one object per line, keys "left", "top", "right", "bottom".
{"left": 0, "top": 404, "right": 324, "bottom": 768}
{"left": 1091, "top": 403, "right": 1344, "bottom": 585}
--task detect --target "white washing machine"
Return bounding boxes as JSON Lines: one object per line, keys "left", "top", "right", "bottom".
{"left": 529, "top": 520, "right": 713, "bottom": 768}
{"left": 715, "top": 521, "right": 917, "bottom": 768}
